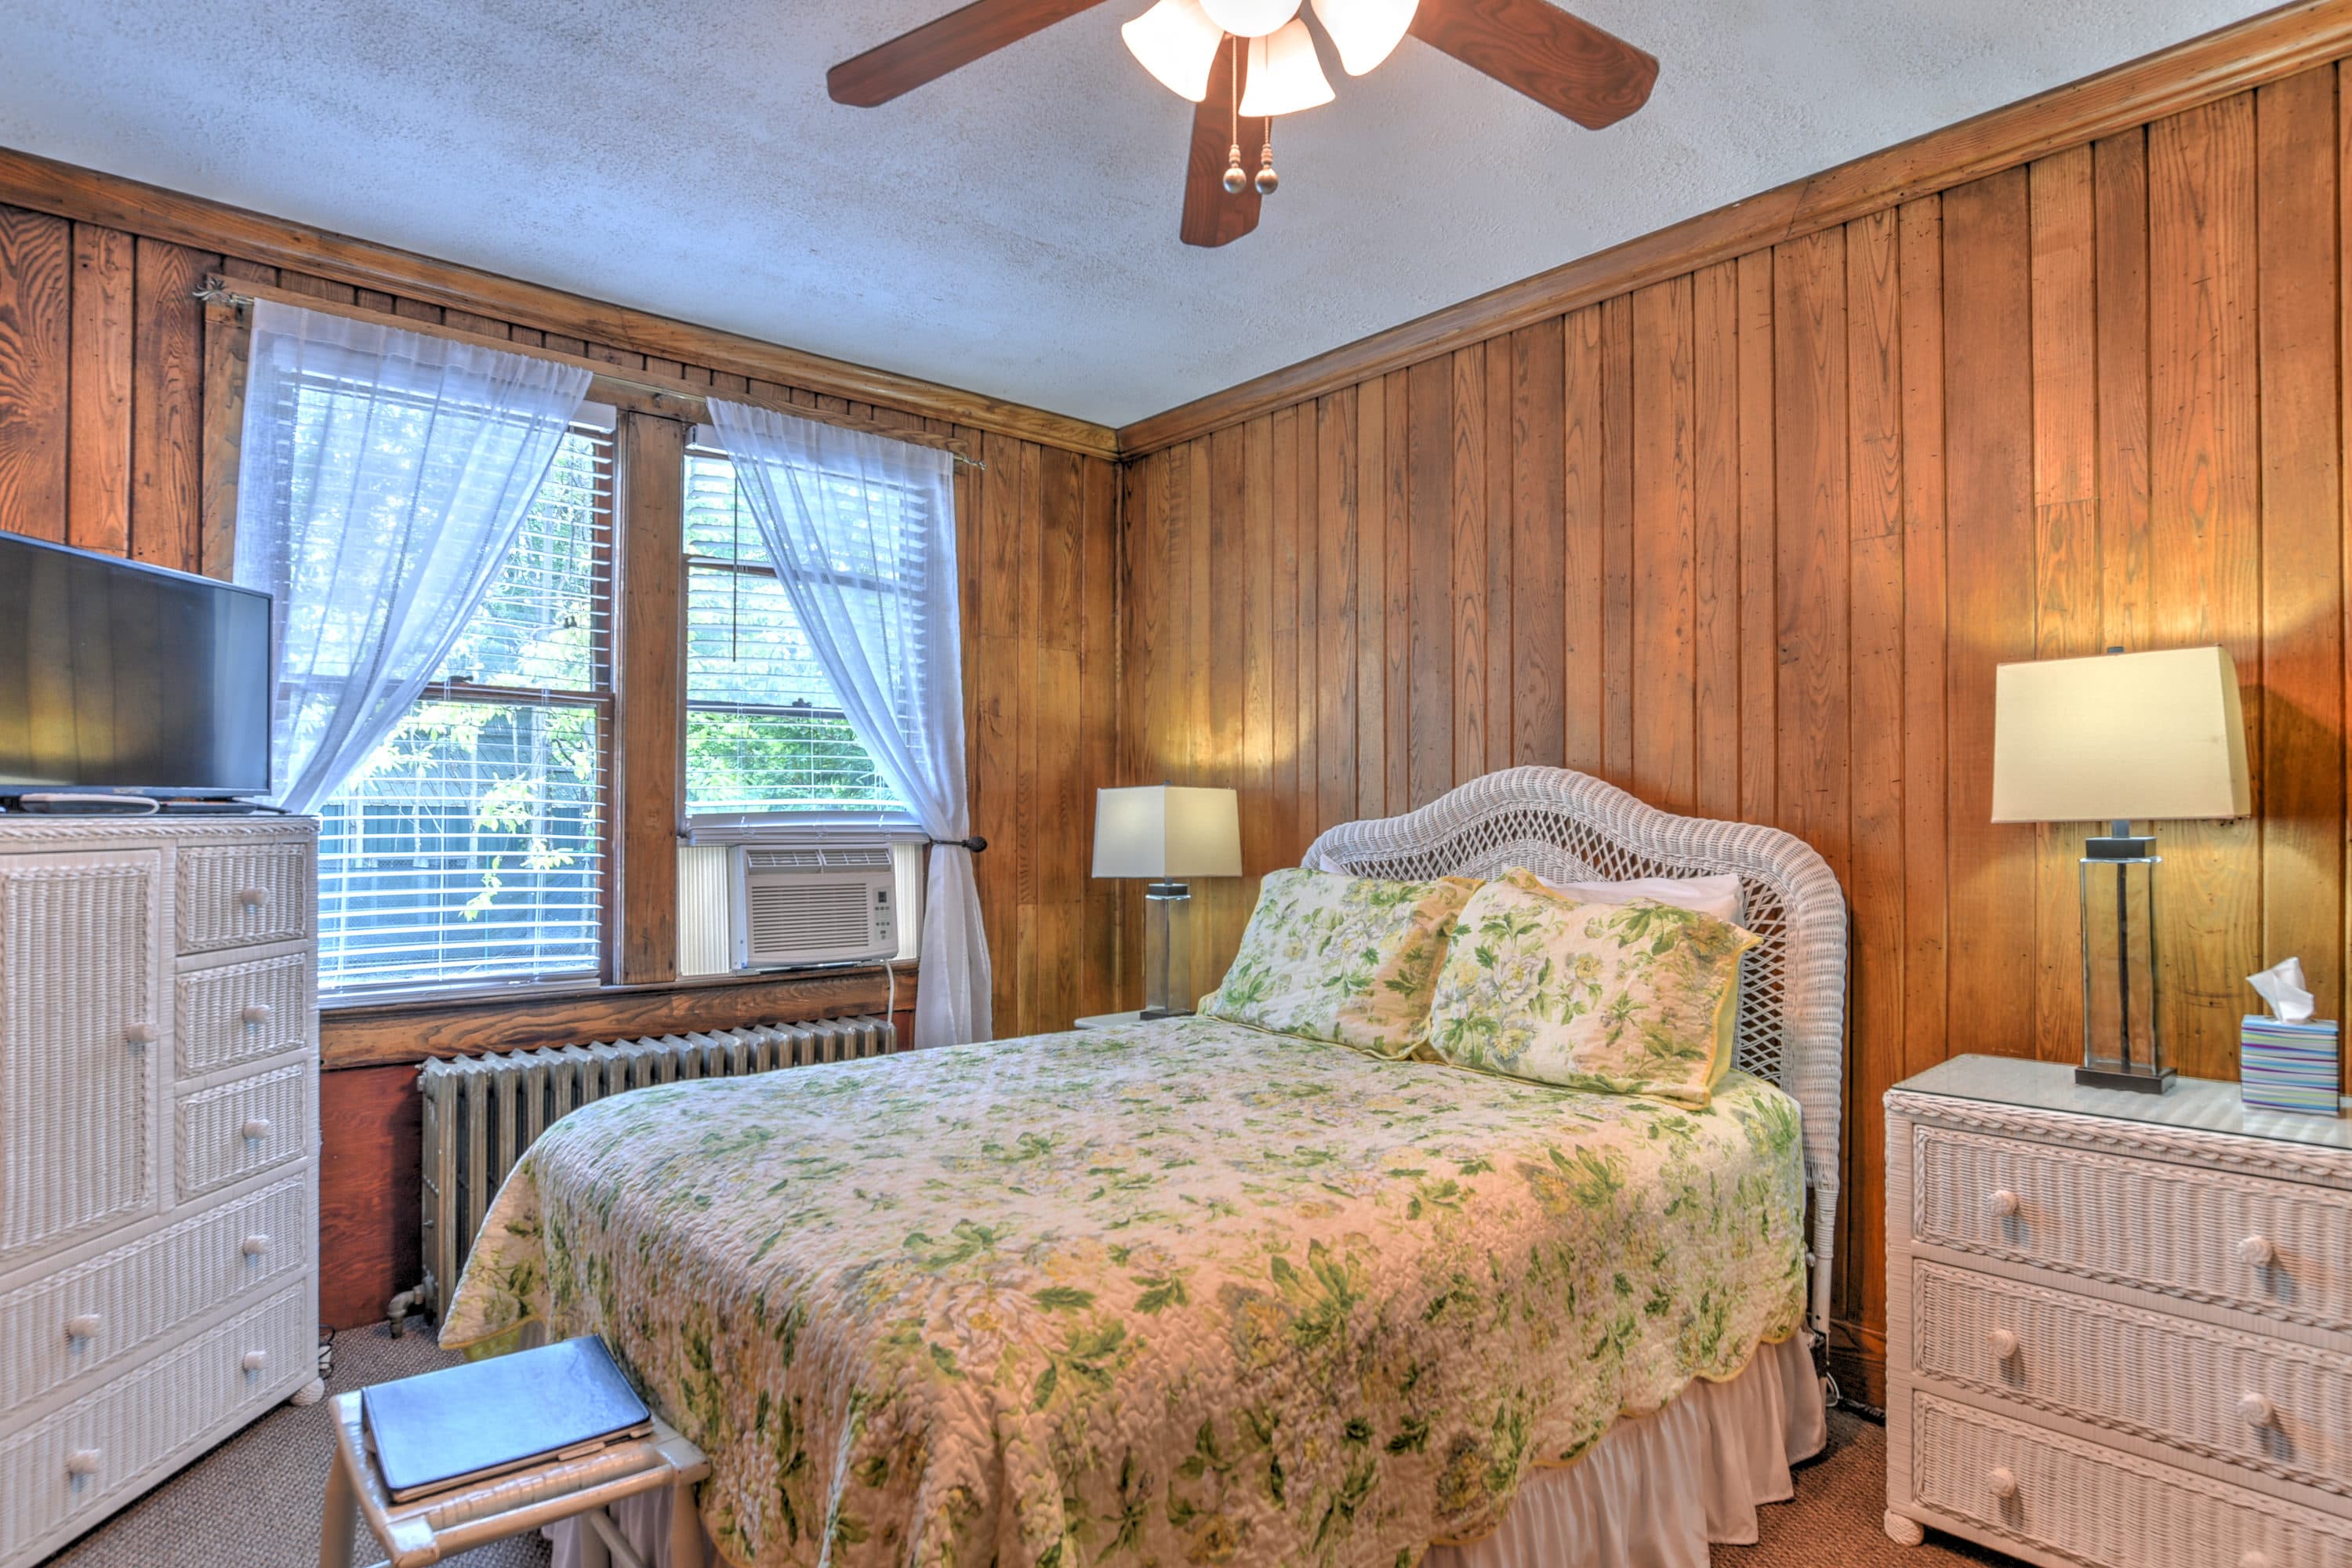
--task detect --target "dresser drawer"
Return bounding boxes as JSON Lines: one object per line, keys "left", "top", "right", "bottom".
{"left": 0, "top": 1177, "right": 309, "bottom": 1417}
{"left": 175, "top": 842, "right": 310, "bottom": 954}
{"left": 174, "top": 952, "right": 312, "bottom": 1079}
{"left": 1912, "top": 1259, "right": 2352, "bottom": 1497}
{"left": 175, "top": 1064, "right": 309, "bottom": 1200}
{"left": 0, "top": 1285, "right": 309, "bottom": 1565}
{"left": 1911, "top": 1390, "right": 2352, "bottom": 1567}
{"left": 1912, "top": 1124, "right": 2352, "bottom": 1332}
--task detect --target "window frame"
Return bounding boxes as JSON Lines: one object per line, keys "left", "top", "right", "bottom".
{"left": 198, "top": 277, "right": 970, "bottom": 1012}
{"left": 678, "top": 441, "right": 917, "bottom": 829}
{"left": 309, "top": 416, "right": 619, "bottom": 1004}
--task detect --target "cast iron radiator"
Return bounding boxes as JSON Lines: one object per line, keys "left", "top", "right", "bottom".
{"left": 394, "top": 1015, "right": 897, "bottom": 1326}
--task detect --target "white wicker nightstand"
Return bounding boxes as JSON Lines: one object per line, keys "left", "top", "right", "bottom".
{"left": 1071, "top": 1011, "right": 1149, "bottom": 1029}
{"left": 1885, "top": 1055, "right": 2352, "bottom": 1566}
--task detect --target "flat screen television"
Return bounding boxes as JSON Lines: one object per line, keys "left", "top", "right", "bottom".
{"left": 0, "top": 532, "right": 272, "bottom": 797}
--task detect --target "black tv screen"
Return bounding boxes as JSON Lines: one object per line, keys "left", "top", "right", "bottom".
{"left": 0, "top": 532, "right": 271, "bottom": 796}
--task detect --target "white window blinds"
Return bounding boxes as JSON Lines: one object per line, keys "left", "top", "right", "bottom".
{"left": 683, "top": 444, "right": 906, "bottom": 818}
{"left": 314, "top": 426, "right": 615, "bottom": 996}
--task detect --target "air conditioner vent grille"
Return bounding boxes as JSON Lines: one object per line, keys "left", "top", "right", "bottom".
{"left": 743, "top": 846, "right": 894, "bottom": 871}
{"left": 746, "top": 884, "right": 870, "bottom": 952}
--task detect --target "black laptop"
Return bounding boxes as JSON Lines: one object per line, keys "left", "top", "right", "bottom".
{"left": 361, "top": 1335, "right": 655, "bottom": 1504}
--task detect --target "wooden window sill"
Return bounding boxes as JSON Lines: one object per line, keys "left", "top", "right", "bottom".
{"left": 319, "top": 962, "right": 917, "bottom": 1070}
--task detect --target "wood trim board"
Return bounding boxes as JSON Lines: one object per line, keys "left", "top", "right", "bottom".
{"left": 1116, "top": 0, "right": 2352, "bottom": 453}
{"left": 0, "top": 144, "right": 1117, "bottom": 459}
{"left": 319, "top": 964, "right": 916, "bottom": 1069}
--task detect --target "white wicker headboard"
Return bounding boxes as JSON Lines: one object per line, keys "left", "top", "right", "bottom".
{"left": 1303, "top": 765, "right": 1848, "bottom": 1337}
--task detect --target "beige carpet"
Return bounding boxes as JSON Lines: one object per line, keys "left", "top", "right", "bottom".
{"left": 42, "top": 1328, "right": 2010, "bottom": 1568}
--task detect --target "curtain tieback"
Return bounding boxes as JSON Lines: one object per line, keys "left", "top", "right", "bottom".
{"left": 926, "top": 835, "right": 989, "bottom": 854}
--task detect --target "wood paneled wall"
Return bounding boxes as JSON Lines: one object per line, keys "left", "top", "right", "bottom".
{"left": 1118, "top": 63, "right": 2352, "bottom": 1385}
{"left": 0, "top": 191, "right": 1120, "bottom": 1325}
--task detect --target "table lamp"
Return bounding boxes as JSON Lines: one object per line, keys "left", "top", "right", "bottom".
{"left": 1093, "top": 785, "right": 1242, "bottom": 1018}
{"left": 1991, "top": 644, "right": 2251, "bottom": 1093}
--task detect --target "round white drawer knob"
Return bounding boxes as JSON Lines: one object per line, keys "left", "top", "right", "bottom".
{"left": 65, "top": 1313, "right": 102, "bottom": 1341}
{"left": 2243, "top": 1552, "right": 2273, "bottom": 1568}
{"left": 241, "top": 1350, "right": 268, "bottom": 1373}
{"left": 239, "top": 1117, "right": 271, "bottom": 1141}
{"left": 1986, "top": 1466, "right": 2018, "bottom": 1501}
{"left": 122, "top": 1022, "right": 157, "bottom": 1047}
{"left": 1987, "top": 1189, "right": 2021, "bottom": 1219}
{"left": 240, "top": 1004, "right": 273, "bottom": 1026}
{"left": 1987, "top": 1328, "right": 2020, "bottom": 1362}
{"left": 236, "top": 887, "right": 270, "bottom": 909}
{"left": 64, "top": 1449, "right": 100, "bottom": 1477}
{"left": 2239, "top": 1234, "right": 2278, "bottom": 1268}
{"left": 2240, "top": 1393, "right": 2277, "bottom": 1428}
{"left": 241, "top": 1233, "right": 270, "bottom": 1258}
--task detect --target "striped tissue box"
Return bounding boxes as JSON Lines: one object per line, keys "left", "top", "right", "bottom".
{"left": 2241, "top": 1015, "right": 2343, "bottom": 1117}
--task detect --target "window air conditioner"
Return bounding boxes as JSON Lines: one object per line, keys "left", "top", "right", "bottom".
{"left": 730, "top": 843, "right": 899, "bottom": 970}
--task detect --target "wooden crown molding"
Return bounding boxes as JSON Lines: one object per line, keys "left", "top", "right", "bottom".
{"left": 1116, "top": 0, "right": 2352, "bottom": 455}
{"left": 0, "top": 145, "right": 1117, "bottom": 459}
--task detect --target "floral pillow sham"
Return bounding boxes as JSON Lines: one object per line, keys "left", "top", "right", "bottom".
{"left": 1198, "top": 866, "right": 1477, "bottom": 1058}
{"left": 1426, "top": 867, "right": 1759, "bottom": 1105}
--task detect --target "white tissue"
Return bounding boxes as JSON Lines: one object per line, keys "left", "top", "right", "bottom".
{"left": 2249, "top": 956, "right": 2317, "bottom": 1022}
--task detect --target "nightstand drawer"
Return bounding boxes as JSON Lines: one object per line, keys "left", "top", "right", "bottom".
{"left": 1911, "top": 1391, "right": 2352, "bottom": 1567}
{"left": 1912, "top": 1124, "right": 2352, "bottom": 1332}
{"left": 1912, "top": 1259, "right": 2352, "bottom": 1497}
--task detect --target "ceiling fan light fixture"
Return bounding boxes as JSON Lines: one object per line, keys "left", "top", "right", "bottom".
{"left": 1309, "top": 0, "right": 1417, "bottom": 74}
{"left": 1237, "top": 19, "right": 1334, "bottom": 116}
{"left": 1200, "top": 0, "right": 1302, "bottom": 38}
{"left": 1121, "top": 0, "right": 1227, "bottom": 102}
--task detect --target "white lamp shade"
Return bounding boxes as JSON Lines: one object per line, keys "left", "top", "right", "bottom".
{"left": 1092, "top": 786, "right": 1243, "bottom": 879}
{"left": 1310, "top": 0, "right": 1417, "bottom": 74}
{"left": 1122, "top": 0, "right": 1226, "bottom": 101}
{"left": 1201, "top": 0, "right": 1301, "bottom": 37}
{"left": 1991, "top": 645, "right": 2251, "bottom": 823}
{"left": 1239, "top": 19, "right": 1334, "bottom": 115}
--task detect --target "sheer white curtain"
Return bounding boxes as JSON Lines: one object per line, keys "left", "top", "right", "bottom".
{"left": 232, "top": 300, "right": 592, "bottom": 814}
{"left": 703, "top": 398, "right": 990, "bottom": 1046}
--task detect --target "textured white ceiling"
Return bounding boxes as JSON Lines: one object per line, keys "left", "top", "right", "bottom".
{"left": 2, "top": 0, "right": 2267, "bottom": 426}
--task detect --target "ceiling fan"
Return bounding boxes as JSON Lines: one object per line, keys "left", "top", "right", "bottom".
{"left": 827, "top": 0, "right": 1658, "bottom": 249}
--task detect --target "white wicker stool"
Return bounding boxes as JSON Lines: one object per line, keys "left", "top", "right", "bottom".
{"left": 318, "top": 1388, "right": 709, "bottom": 1568}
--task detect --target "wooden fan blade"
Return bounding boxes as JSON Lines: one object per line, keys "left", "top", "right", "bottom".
{"left": 829, "top": 0, "right": 1113, "bottom": 107}
{"left": 1181, "top": 42, "right": 1266, "bottom": 249}
{"left": 1409, "top": 0, "right": 1657, "bottom": 131}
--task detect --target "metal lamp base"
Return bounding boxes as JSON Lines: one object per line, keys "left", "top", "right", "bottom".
{"left": 1137, "top": 1004, "right": 1192, "bottom": 1021}
{"left": 2074, "top": 1064, "right": 2177, "bottom": 1094}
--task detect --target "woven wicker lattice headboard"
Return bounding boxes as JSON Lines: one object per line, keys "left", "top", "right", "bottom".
{"left": 1303, "top": 765, "right": 1848, "bottom": 1335}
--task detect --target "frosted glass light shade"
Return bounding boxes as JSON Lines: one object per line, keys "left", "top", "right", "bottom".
{"left": 1239, "top": 19, "right": 1334, "bottom": 115}
{"left": 1122, "top": 0, "right": 1226, "bottom": 101}
{"left": 1201, "top": 0, "right": 1301, "bottom": 37}
{"left": 1991, "top": 645, "right": 2252, "bottom": 823}
{"left": 1311, "top": 0, "right": 1417, "bottom": 74}
{"left": 1092, "top": 786, "right": 1243, "bottom": 879}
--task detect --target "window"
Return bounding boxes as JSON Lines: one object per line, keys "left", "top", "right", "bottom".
{"left": 683, "top": 445, "right": 906, "bottom": 819}
{"left": 314, "top": 425, "right": 615, "bottom": 996}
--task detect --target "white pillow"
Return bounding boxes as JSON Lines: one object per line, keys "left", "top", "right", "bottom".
{"left": 1527, "top": 871, "right": 1744, "bottom": 923}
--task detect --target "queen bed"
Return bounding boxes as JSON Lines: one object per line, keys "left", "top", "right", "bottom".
{"left": 440, "top": 767, "right": 1846, "bottom": 1568}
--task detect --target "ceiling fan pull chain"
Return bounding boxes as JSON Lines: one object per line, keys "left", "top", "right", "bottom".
{"left": 1256, "top": 118, "right": 1279, "bottom": 196}
{"left": 1223, "top": 35, "right": 1248, "bottom": 195}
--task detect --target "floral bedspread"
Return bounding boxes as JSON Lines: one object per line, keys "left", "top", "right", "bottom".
{"left": 441, "top": 1018, "right": 1807, "bottom": 1568}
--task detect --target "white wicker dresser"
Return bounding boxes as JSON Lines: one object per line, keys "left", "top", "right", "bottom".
{"left": 1886, "top": 1054, "right": 2352, "bottom": 1566}
{"left": 0, "top": 814, "right": 321, "bottom": 1568}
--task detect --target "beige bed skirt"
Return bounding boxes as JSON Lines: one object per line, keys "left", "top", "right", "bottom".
{"left": 552, "top": 1332, "right": 1825, "bottom": 1568}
